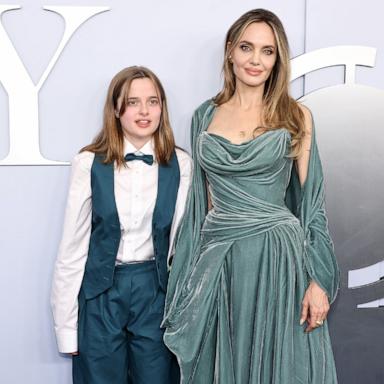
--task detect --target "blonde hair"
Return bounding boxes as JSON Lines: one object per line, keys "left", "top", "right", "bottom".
{"left": 213, "top": 9, "right": 305, "bottom": 157}
{"left": 82, "top": 66, "right": 175, "bottom": 166}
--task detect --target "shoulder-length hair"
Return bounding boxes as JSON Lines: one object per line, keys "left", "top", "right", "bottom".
{"left": 213, "top": 9, "right": 305, "bottom": 157}
{"left": 82, "top": 66, "right": 175, "bottom": 166}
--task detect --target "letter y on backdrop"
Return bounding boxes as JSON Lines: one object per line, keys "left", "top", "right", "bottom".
{"left": 0, "top": 5, "right": 109, "bottom": 165}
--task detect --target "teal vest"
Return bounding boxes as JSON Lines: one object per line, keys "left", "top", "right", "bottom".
{"left": 81, "top": 151, "right": 180, "bottom": 300}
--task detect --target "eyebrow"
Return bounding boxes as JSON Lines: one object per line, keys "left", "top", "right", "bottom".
{"left": 239, "top": 40, "right": 276, "bottom": 49}
{"left": 126, "top": 96, "right": 159, "bottom": 100}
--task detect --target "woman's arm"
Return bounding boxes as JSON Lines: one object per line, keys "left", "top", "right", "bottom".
{"left": 296, "top": 105, "right": 331, "bottom": 333}
{"left": 295, "top": 105, "right": 312, "bottom": 187}
{"left": 50, "top": 151, "right": 93, "bottom": 353}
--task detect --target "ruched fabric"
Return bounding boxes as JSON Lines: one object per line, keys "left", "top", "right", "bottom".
{"left": 163, "top": 100, "right": 339, "bottom": 384}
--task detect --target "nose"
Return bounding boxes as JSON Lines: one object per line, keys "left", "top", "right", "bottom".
{"left": 139, "top": 102, "right": 149, "bottom": 115}
{"left": 250, "top": 50, "right": 261, "bottom": 66}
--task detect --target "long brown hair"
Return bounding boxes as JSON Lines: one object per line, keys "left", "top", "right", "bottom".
{"left": 82, "top": 66, "right": 175, "bottom": 166}
{"left": 213, "top": 9, "right": 305, "bottom": 157}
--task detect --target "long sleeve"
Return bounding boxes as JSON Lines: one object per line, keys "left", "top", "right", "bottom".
{"left": 167, "top": 148, "right": 193, "bottom": 266}
{"left": 285, "top": 119, "right": 340, "bottom": 303}
{"left": 51, "top": 151, "right": 94, "bottom": 353}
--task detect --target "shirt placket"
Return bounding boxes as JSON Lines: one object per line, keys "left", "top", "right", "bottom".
{"left": 123, "top": 159, "right": 141, "bottom": 260}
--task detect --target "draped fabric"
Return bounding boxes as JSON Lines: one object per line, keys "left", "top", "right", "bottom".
{"left": 163, "top": 100, "right": 339, "bottom": 384}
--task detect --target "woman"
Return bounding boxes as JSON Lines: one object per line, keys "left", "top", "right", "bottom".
{"left": 51, "top": 66, "right": 192, "bottom": 383}
{"left": 163, "top": 9, "right": 339, "bottom": 384}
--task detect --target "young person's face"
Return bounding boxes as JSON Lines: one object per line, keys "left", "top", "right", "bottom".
{"left": 230, "top": 21, "right": 277, "bottom": 89}
{"left": 117, "top": 78, "right": 162, "bottom": 148}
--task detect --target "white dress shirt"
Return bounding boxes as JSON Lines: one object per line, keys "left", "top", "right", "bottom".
{"left": 51, "top": 138, "right": 192, "bottom": 353}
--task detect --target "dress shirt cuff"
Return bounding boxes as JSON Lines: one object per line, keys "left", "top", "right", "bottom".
{"left": 55, "top": 330, "right": 78, "bottom": 354}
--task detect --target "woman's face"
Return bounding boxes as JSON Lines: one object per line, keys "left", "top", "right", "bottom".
{"left": 117, "top": 78, "right": 162, "bottom": 146}
{"left": 230, "top": 21, "right": 277, "bottom": 89}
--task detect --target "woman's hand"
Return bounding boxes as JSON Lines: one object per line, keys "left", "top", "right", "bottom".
{"left": 70, "top": 352, "right": 79, "bottom": 356}
{"left": 300, "top": 281, "right": 330, "bottom": 333}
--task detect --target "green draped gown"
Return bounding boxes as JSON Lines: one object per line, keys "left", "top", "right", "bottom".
{"left": 163, "top": 100, "right": 339, "bottom": 384}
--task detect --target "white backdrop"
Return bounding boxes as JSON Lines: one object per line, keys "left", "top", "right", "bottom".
{"left": 0, "top": 1, "right": 383, "bottom": 383}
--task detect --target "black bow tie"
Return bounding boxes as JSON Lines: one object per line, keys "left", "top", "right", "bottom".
{"left": 124, "top": 153, "right": 154, "bottom": 165}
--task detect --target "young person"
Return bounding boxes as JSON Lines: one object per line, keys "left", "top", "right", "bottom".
{"left": 51, "top": 66, "right": 192, "bottom": 384}
{"left": 163, "top": 9, "right": 339, "bottom": 384}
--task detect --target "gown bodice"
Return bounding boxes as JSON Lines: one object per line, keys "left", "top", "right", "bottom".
{"left": 198, "top": 128, "right": 293, "bottom": 210}
{"left": 197, "top": 128, "right": 300, "bottom": 243}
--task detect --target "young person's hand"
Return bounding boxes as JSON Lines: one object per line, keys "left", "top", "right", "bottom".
{"left": 70, "top": 351, "right": 79, "bottom": 356}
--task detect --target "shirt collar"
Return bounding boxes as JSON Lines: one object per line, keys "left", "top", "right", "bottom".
{"left": 124, "top": 137, "right": 155, "bottom": 158}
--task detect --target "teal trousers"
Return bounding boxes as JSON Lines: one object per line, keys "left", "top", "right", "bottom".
{"left": 73, "top": 261, "right": 179, "bottom": 384}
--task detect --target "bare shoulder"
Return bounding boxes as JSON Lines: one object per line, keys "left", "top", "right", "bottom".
{"left": 206, "top": 103, "right": 231, "bottom": 132}
{"left": 298, "top": 103, "right": 313, "bottom": 135}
